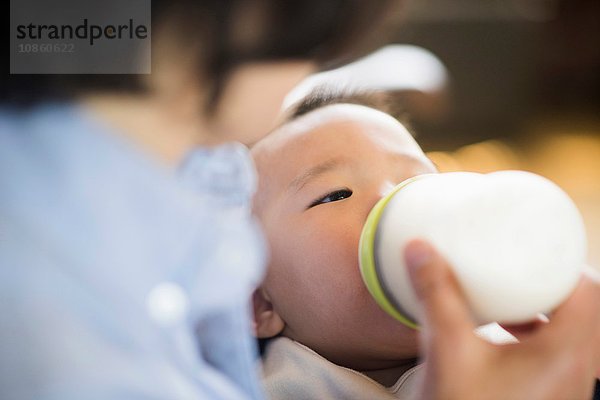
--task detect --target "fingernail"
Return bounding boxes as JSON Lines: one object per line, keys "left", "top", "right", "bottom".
{"left": 405, "top": 240, "right": 433, "bottom": 275}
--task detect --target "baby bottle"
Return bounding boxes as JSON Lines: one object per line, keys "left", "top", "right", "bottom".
{"left": 359, "top": 171, "right": 587, "bottom": 329}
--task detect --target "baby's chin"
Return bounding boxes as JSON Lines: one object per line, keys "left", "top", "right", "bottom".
{"left": 328, "top": 337, "right": 420, "bottom": 372}
{"left": 330, "top": 320, "right": 420, "bottom": 370}
{"left": 363, "top": 314, "right": 420, "bottom": 357}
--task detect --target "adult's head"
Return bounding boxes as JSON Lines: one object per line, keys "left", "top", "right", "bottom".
{"left": 3, "top": 1, "right": 399, "bottom": 153}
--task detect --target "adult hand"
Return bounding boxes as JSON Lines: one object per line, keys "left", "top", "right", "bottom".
{"left": 404, "top": 239, "right": 600, "bottom": 400}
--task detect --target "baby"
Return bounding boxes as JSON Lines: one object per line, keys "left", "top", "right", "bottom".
{"left": 251, "top": 90, "right": 437, "bottom": 399}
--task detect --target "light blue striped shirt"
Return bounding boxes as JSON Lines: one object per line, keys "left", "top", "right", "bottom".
{"left": 0, "top": 104, "right": 266, "bottom": 399}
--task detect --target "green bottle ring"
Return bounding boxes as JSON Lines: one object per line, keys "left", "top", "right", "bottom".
{"left": 359, "top": 175, "right": 430, "bottom": 330}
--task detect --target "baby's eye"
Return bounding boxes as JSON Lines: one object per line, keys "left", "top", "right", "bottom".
{"left": 308, "top": 189, "right": 353, "bottom": 209}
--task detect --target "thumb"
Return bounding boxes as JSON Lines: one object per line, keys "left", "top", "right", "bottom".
{"left": 404, "top": 239, "right": 475, "bottom": 352}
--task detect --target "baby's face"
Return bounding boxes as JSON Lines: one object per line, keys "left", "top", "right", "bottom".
{"left": 252, "top": 104, "right": 436, "bottom": 370}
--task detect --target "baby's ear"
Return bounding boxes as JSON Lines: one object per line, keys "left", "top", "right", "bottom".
{"left": 252, "top": 288, "right": 285, "bottom": 338}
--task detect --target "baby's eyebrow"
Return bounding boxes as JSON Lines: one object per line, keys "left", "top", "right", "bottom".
{"left": 288, "top": 158, "right": 347, "bottom": 193}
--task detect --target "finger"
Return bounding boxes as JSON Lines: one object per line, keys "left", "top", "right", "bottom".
{"left": 540, "top": 270, "right": 600, "bottom": 349}
{"left": 587, "top": 268, "right": 600, "bottom": 373}
{"left": 404, "top": 239, "right": 476, "bottom": 353}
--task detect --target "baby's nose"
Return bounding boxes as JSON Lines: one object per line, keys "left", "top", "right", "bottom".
{"left": 378, "top": 181, "right": 397, "bottom": 198}
{"left": 364, "top": 181, "right": 397, "bottom": 215}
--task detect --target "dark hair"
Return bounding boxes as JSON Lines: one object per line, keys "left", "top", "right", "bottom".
{"left": 2, "top": 0, "right": 397, "bottom": 109}
{"left": 283, "top": 85, "right": 413, "bottom": 132}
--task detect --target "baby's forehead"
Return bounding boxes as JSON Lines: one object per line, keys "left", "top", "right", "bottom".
{"left": 253, "top": 103, "right": 416, "bottom": 158}
{"left": 279, "top": 104, "right": 405, "bottom": 141}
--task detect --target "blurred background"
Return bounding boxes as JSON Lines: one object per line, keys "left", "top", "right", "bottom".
{"left": 289, "top": 0, "right": 600, "bottom": 269}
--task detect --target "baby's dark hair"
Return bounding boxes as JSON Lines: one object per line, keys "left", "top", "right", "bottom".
{"left": 282, "top": 86, "right": 414, "bottom": 135}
